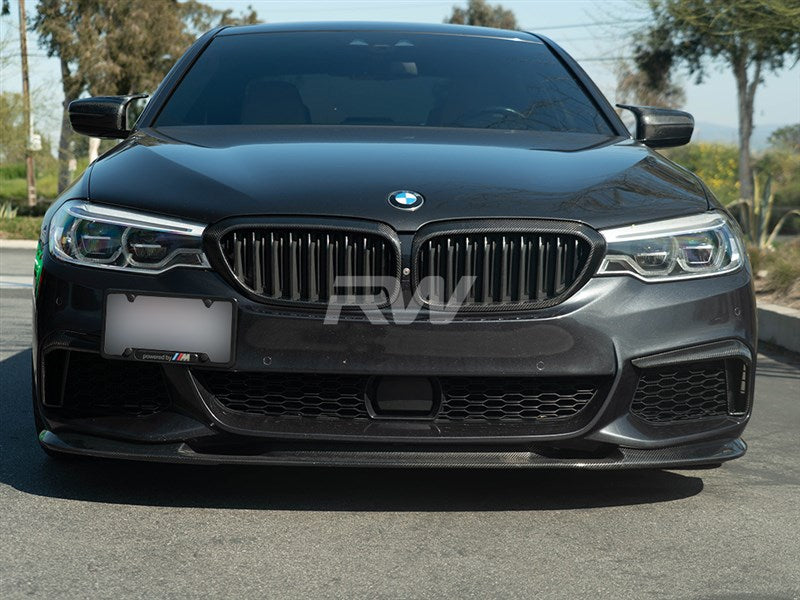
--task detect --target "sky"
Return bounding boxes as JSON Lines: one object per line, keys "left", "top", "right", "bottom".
{"left": 1, "top": 0, "right": 799, "bottom": 150}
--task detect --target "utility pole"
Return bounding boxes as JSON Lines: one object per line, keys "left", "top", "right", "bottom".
{"left": 18, "top": 0, "right": 37, "bottom": 207}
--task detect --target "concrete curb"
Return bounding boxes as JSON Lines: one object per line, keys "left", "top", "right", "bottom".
{"left": 0, "top": 239, "right": 38, "bottom": 249}
{"left": 758, "top": 303, "right": 800, "bottom": 356}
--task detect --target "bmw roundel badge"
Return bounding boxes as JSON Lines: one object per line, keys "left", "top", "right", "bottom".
{"left": 388, "top": 190, "right": 424, "bottom": 211}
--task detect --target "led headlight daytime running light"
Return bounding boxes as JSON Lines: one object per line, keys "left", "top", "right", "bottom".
{"left": 49, "top": 200, "right": 209, "bottom": 273}
{"left": 598, "top": 212, "right": 745, "bottom": 281}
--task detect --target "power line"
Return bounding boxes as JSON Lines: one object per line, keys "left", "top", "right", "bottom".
{"left": 576, "top": 56, "right": 635, "bottom": 62}
{"left": 547, "top": 35, "right": 628, "bottom": 43}
{"left": 524, "top": 18, "right": 648, "bottom": 31}
{"left": 1, "top": 52, "right": 51, "bottom": 59}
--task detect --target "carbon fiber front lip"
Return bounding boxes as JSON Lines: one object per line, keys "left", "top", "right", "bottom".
{"left": 39, "top": 430, "right": 745, "bottom": 469}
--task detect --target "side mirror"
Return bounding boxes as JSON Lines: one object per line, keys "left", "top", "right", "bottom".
{"left": 68, "top": 94, "right": 148, "bottom": 139}
{"left": 617, "top": 104, "right": 694, "bottom": 148}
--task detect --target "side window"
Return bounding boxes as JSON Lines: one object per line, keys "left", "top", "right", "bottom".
{"left": 128, "top": 97, "right": 150, "bottom": 129}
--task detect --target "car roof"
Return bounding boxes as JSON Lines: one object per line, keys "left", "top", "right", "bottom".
{"left": 216, "top": 21, "right": 541, "bottom": 42}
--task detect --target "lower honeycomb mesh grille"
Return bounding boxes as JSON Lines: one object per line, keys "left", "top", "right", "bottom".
{"left": 56, "top": 351, "right": 171, "bottom": 417}
{"left": 195, "top": 371, "right": 603, "bottom": 423}
{"left": 438, "top": 377, "right": 599, "bottom": 421}
{"left": 631, "top": 362, "right": 729, "bottom": 423}
{"left": 196, "top": 371, "right": 371, "bottom": 419}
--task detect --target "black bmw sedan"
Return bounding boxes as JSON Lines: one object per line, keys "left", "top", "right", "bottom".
{"left": 32, "top": 22, "right": 756, "bottom": 468}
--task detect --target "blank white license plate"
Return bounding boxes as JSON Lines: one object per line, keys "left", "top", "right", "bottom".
{"left": 103, "top": 293, "right": 234, "bottom": 364}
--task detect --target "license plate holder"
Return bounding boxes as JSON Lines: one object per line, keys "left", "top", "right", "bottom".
{"left": 102, "top": 292, "right": 235, "bottom": 365}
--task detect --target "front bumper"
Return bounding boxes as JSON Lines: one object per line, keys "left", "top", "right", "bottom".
{"left": 33, "top": 250, "right": 757, "bottom": 468}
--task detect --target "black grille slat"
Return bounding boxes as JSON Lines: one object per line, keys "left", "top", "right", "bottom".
{"left": 554, "top": 237, "right": 564, "bottom": 293}
{"left": 327, "top": 236, "right": 336, "bottom": 300}
{"left": 536, "top": 237, "right": 545, "bottom": 300}
{"left": 517, "top": 237, "right": 528, "bottom": 301}
{"left": 464, "top": 238, "right": 474, "bottom": 302}
{"left": 253, "top": 236, "right": 263, "bottom": 293}
{"left": 233, "top": 233, "right": 244, "bottom": 280}
{"left": 447, "top": 239, "right": 455, "bottom": 300}
{"left": 220, "top": 227, "right": 398, "bottom": 306}
{"left": 631, "top": 362, "right": 730, "bottom": 423}
{"left": 345, "top": 238, "right": 353, "bottom": 304}
{"left": 271, "top": 235, "right": 280, "bottom": 296}
{"left": 289, "top": 234, "right": 300, "bottom": 300}
{"left": 417, "top": 230, "right": 593, "bottom": 309}
{"left": 501, "top": 237, "right": 510, "bottom": 302}
{"left": 308, "top": 235, "right": 318, "bottom": 301}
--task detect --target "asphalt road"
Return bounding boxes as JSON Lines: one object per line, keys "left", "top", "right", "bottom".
{"left": 1, "top": 246, "right": 799, "bottom": 600}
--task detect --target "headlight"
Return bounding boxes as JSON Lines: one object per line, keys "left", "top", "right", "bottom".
{"left": 50, "top": 200, "right": 209, "bottom": 273}
{"left": 598, "top": 212, "right": 745, "bottom": 281}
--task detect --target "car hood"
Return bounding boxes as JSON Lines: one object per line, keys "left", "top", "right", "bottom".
{"left": 88, "top": 126, "right": 708, "bottom": 231}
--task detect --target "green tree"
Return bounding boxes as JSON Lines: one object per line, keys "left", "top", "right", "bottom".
{"left": 0, "top": 92, "right": 39, "bottom": 165}
{"left": 33, "top": 0, "right": 258, "bottom": 193}
{"left": 768, "top": 124, "right": 800, "bottom": 153}
{"left": 759, "top": 125, "right": 800, "bottom": 235}
{"left": 0, "top": 93, "right": 28, "bottom": 165}
{"left": 445, "top": 0, "right": 517, "bottom": 29}
{"left": 634, "top": 0, "right": 800, "bottom": 204}
{"left": 1, "top": 91, "right": 57, "bottom": 201}
{"left": 615, "top": 58, "right": 685, "bottom": 108}
{"left": 180, "top": 0, "right": 258, "bottom": 37}
{"left": 617, "top": 22, "right": 685, "bottom": 108}
{"left": 666, "top": 142, "right": 740, "bottom": 204}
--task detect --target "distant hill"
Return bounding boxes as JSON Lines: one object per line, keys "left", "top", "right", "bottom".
{"left": 691, "top": 122, "right": 788, "bottom": 151}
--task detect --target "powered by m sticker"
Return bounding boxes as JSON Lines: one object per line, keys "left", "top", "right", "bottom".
{"left": 132, "top": 349, "right": 203, "bottom": 363}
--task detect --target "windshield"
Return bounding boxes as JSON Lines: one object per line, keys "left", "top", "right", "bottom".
{"left": 156, "top": 31, "right": 614, "bottom": 135}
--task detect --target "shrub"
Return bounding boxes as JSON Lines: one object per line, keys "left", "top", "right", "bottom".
{"left": 762, "top": 239, "right": 800, "bottom": 297}
{"left": 727, "top": 172, "right": 800, "bottom": 249}
{"left": 0, "top": 163, "right": 27, "bottom": 180}
{"left": 0, "top": 216, "right": 43, "bottom": 240}
{"left": 747, "top": 244, "right": 764, "bottom": 274}
{"left": 665, "top": 143, "right": 740, "bottom": 206}
{"left": 0, "top": 202, "right": 19, "bottom": 219}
